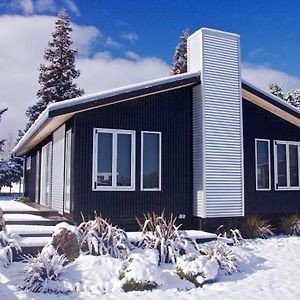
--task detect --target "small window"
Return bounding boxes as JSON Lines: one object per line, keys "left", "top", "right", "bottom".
{"left": 26, "top": 156, "right": 31, "bottom": 170}
{"left": 274, "top": 140, "right": 300, "bottom": 190}
{"left": 255, "top": 139, "right": 271, "bottom": 191}
{"left": 93, "top": 128, "right": 135, "bottom": 191}
{"left": 141, "top": 131, "right": 161, "bottom": 191}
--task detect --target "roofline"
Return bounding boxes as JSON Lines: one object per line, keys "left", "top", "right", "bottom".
{"left": 12, "top": 72, "right": 200, "bottom": 156}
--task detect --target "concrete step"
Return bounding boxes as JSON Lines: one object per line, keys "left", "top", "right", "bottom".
{"left": 6, "top": 224, "right": 55, "bottom": 237}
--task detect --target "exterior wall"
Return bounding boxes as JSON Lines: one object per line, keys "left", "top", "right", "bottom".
{"left": 72, "top": 87, "right": 194, "bottom": 228}
{"left": 243, "top": 99, "right": 300, "bottom": 215}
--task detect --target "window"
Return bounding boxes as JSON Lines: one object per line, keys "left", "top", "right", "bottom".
{"left": 93, "top": 128, "right": 135, "bottom": 191}
{"left": 255, "top": 139, "right": 271, "bottom": 191}
{"left": 40, "top": 142, "right": 52, "bottom": 206}
{"left": 26, "top": 156, "right": 31, "bottom": 170}
{"left": 274, "top": 141, "right": 300, "bottom": 190}
{"left": 141, "top": 131, "right": 161, "bottom": 191}
{"left": 64, "top": 130, "right": 72, "bottom": 213}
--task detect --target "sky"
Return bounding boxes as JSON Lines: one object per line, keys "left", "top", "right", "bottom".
{"left": 1, "top": 0, "right": 300, "bottom": 153}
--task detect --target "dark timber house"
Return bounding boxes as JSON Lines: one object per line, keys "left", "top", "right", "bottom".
{"left": 13, "top": 28, "right": 300, "bottom": 230}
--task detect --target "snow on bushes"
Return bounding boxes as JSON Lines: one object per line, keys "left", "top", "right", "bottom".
{"left": 0, "top": 230, "right": 21, "bottom": 267}
{"left": 176, "top": 253, "right": 219, "bottom": 286}
{"left": 18, "top": 253, "right": 70, "bottom": 294}
{"left": 280, "top": 214, "right": 300, "bottom": 235}
{"left": 136, "top": 211, "right": 197, "bottom": 264}
{"left": 78, "top": 213, "right": 132, "bottom": 259}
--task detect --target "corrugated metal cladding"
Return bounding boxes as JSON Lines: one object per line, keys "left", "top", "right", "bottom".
{"left": 51, "top": 124, "right": 65, "bottom": 213}
{"left": 72, "top": 87, "right": 193, "bottom": 226}
{"left": 243, "top": 100, "right": 300, "bottom": 215}
{"left": 189, "top": 28, "right": 244, "bottom": 218}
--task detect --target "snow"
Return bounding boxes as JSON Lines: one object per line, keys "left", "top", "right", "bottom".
{"left": 6, "top": 225, "right": 55, "bottom": 235}
{"left": 1, "top": 236, "right": 300, "bottom": 299}
{"left": 0, "top": 200, "right": 37, "bottom": 212}
{"left": 3, "top": 214, "right": 47, "bottom": 221}
{"left": 17, "top": 236, "right": 51, "bottom": 247}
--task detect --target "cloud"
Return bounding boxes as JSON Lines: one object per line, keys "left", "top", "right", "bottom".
{"left": 0, "top": 14, "right": 170, "bottom": 145}
{"left": 126, "top": 51, "right": 140, "bottom": 61}
{"left": 242, "top": 62, "right": 300, "bottom": 93}
{"left": 9, "top": 0, "right": 35, "bottom": 14}
{"left": 121, "top": 32, "right": 138, "bottom": 43}
{"left": 63, "top": 0, "right": 80, "bottom": 16}
{"left": 105, "top": 37, "right": 122, "bottom": 48}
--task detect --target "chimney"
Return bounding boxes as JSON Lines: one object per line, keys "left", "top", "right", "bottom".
{"left": 188, "top": 28, "right": 244, "bottom": 219}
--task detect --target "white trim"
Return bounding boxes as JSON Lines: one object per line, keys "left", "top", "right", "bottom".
{"left": 141, "top": 131, "right": 162, "bottom": 191}
{"left": 274, "top": 140, "right": 300, "bottom": 191}
{"left": 26, "top": 156, "right": 31, "bottom": 170}
{"left": 255, "top": 139, "right": 271, "bottom": 191}
{"left": 64, "top": 129, "right": 72, "bottom": 214}
{"left": 40, "top": 141, "right": 52, "bottom": 207}
{"left": 92, "top": 128, "right": 135, "bottom": 191}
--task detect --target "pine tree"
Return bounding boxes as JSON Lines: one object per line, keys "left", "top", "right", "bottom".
{"left": 25, "top": 10, "right": 84, "bottom": 130}
{"left": 0, "top": 108, "right": 8, "bottom": 153}
{"left": 269, "top": 83, "right": 284, "bottom": 99}
{"left": 286, "top": 90, "right": 300, "bottom": 108}
{"left": 171, "top": 29, "right": 189, "bottom": 75}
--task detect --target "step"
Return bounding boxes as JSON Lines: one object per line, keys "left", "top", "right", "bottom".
{"left": 1, "top": 210, "right": 59, "bottom": 217}
{"left": 6, "top": 224, "right": 55, "bottom": 237}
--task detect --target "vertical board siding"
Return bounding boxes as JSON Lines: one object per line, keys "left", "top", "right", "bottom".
{"left": 73, "top": 87, "right": 193, "bottom": 225}
{"left": 189, "top": 29, "right": 243, "bottom": 218}
{"left": 243, "top": 100, "right": 300, "bottom": 215}
{"left": 51, "top": 124, "right": 65, "bottom": 213}
{"left": 192, "top": 85, "right": 204, "bottom": 216}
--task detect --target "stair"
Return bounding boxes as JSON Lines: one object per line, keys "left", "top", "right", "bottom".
{"left": 0, "top": 200, "right": 73, "bottom": 261}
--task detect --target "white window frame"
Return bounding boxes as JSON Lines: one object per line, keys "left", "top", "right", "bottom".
{"left": 26, "top": 156, "right": 31, "bottom": 170}
{"left": 92, "top": 128, "right": 135, "bottom": 191}
{"left": 274, "top": 140, "right": 300, "bottom": 191}
{"left": 255, "top": 138, "right": 271, "bottom": 191}
{"left": 141, "top": 131, "right": 162, "bottom": 191}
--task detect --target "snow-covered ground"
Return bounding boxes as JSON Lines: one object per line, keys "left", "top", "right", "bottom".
{"left": 0, "top": 236, "right": 300, "bottom": 300}
{"left": 0, "top": 200, "right": 36, "bottom": 212}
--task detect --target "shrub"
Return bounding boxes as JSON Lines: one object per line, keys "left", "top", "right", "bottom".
{"left": 17, "top": 196, "right": 31, "bottom": 203}
{"left": 78, "top": 212, "right": 131, "bottom": 259}
{"left": 18, "top": 253, "right": 70, "bottom": 293}
{"left": 176, "top": 253, "right": 219, "bottom": 286}
{"left": 241, "top": 216, "right": 274, "bottom": 238}
{"left": 280, "top": 214, "right": 300, "bottom": 235}
{"left": 199, "top": 241, "right": 240, "bottom": 275}
{"left": 216, "top": 225, "right": 244, "bottom": 245}
{"left": 136, "top": 211, "right": 197, "bottom": 264}
{"left": 53, "top": 228, "right": 80, "bottom": 262}
{"left": 122, "top": 279, "right": 157, "bottom": 292}
{"left": 0, "top": 231, "right": 21, "bottom": 266}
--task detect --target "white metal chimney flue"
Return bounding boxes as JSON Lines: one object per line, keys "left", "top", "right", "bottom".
{"left": 188, "top": 28, "right": 244, "bottom": 219}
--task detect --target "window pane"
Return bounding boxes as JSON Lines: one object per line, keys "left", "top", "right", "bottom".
{"left": 143, "top": 133, "right": 160, "bottom": 189}
{"left": 277, "top": 144, "right": 287, "bottom": 187}
{"left": 117, "top": 134, "right": 132, "bottom": 186}
{"left": 256, "top": 140, "right": 269, "bottom": 189}
{"left": 97, "top": 132, "right": 113, "bottom": 186}
{"left": 289, "top": 145, "right": 299, "bottom": 187}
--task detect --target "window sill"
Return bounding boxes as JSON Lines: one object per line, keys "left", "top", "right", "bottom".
{"left": 92, "top": 187, "right": 135, "bottom": 192}
{"left": 275, "top": 187, "right": 300, "bottom": 191}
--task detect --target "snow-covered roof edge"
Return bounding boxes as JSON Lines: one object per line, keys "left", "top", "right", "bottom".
{"left": 242, "top": 78, "right": 300, "bottom": 117}
{"left": 12, "top": 72, "right": 200, "bottom": 156}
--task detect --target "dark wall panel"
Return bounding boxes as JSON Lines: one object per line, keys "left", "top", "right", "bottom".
{"left": 243, "top": 99, "right": 300, "bottom": 215}
{"left": 73, "top": 87, "right": 193, "bottom": 226}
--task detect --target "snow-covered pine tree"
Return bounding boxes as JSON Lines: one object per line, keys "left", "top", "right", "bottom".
{"left": 286, "top": 90, "right": 300, "bottom": 109}
{"left": 25, "top": 10, "right": 84, "bottom": 130}
{"left": 0, "top": 108, "right": 7, "bottom": 153}
{"left": 171, "top": 29, "right": 189, "bottom": 75}
{"left": 269, "top": 83, "right": 284, "bottom": 99}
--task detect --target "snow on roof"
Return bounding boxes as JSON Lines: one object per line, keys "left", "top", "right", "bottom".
{"left": 13, "top": 72, "right": 200, "bottom": 156}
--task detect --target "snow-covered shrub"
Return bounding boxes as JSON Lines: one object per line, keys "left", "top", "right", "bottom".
{"left": 216, "top": 225, "right": 244, "bottom": 245}
{"left": 176, "top": 253, "right": 219, "bottom": 287}
{"left": 52, "top": 223, "right": 80, "bottom": 262}
{"left": 0, "top": 230, "right": 21, "bottom": 266}
{"left": 120, "top": 249, "right": 161, "bottom": 292}
{"left": 78, "top": 213, "right": 131, "bottom": 259}
{"left": 18, "top": 253, "right": 70, "bottom": 294}
{"left": 280, "top": 214, "right": 300, "bottom": 235}
{"left": 199, "top": 241, "right": 240, "bottom": 275}
{"left": 241, "top": 216, "right": 274, "bottom": 238}
{"left": 136, "top": 211, "right": 197, "bottom": 264}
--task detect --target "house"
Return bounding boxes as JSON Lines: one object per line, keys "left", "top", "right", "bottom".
{"left": 13, "top": 28, "right": 300, "bottom": 230}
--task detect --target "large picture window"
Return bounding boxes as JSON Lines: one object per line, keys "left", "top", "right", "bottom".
{"left": 93, "top": 128, "right": 135, "bottom": 191}
{"left": 141, "top": 131, "right": 161, "bottom": 191}
{"left": 255, "top": 139, "right": 271, "bottom": 191}
{"left": 274, "top": 141, "right": 300, "bottom": 190}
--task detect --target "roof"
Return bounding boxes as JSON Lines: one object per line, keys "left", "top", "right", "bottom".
{"left": 13, "top": 72, "right": 200, "bottom": 156}
{"left": 13, "top": 71, "right": 300, "bottom": 157}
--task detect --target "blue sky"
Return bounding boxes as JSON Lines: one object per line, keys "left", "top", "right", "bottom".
{"left": 1, "top": 0, "right": 300, "bottom": 150}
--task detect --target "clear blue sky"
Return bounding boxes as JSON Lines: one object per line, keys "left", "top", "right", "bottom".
{"left": 70, "top": 0, "right": 299, "bottom": 77}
